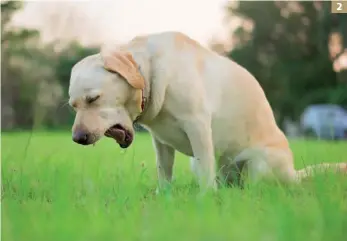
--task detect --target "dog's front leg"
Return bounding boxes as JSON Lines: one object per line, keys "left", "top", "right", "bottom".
{"left": 152, "top": 137, "right": 175, "bottom": 193}
{"left": 183, "top": 117, "right": 217, "bottom": 192}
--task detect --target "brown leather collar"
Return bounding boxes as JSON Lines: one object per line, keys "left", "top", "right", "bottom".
{"left": 134, "top": 67, "right": 147, "bottom": 123}
{"left": 134, "top": 89, "right": 147, "bottom": 124}
{"left": 140, "top": 89, "right": 146, "bottom": 111}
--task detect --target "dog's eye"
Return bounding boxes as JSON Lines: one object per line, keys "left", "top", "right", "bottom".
{"left": 86, "top": 95, "right": 100, "bottom": 104}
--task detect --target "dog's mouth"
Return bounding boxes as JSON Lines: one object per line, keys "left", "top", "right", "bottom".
{"left": 104, "top": 124, "right": 133, "bottom": 148}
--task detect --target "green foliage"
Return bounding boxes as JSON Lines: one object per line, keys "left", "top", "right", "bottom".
{"left": 226, "top": 1, "right": 347, "bottom": 125}
{"left": 55, "top": 41, "right": 98, "bottom": 91}
{"left": 2, "top": 1, "right": 346, "bottom": 130}
{"left": 1, "top": 1, "right": 98, "bottom": 130}
{"left": 1, "top": 1, "right": 23, "bottom": 26}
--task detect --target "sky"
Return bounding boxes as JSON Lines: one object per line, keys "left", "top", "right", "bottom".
{"left": 12, "top": 0, "right": 237, "bottom": 47}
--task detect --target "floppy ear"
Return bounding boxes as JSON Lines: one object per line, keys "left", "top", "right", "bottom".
{"left": 100, "top": 48, "right": 145, "bottom": 89}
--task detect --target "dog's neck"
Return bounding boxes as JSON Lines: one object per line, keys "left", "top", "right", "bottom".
{"left": 131, "top": 51, "right": 153, "bottom": 124}
{"left": 133, "top": 66, "right": 151, "bottom": 123}
{"left": 128, "top": 45, "right": 162, "bottom": 126}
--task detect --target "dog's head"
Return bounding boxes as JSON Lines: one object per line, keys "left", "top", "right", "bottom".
{"left": 68, "top": 48, "right": 145, "bottom": 148}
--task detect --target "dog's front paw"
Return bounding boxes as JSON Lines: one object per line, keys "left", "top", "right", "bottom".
{"left": 155, "top": 185, "right": 173, "bottom": 196}
{"left": 155, "top": 187, "right": 161, "bottom": 195}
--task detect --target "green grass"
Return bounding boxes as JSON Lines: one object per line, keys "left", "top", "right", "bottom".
{"left": 1, "top": 132, "right": 347, "bottom": 241}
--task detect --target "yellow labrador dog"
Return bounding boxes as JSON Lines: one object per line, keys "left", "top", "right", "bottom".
{"left": 68, "top": 31, "right": 346, "bottom": 191}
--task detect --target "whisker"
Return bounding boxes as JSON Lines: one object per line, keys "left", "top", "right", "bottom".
{"left": 58, "top": 98, "right": 70, "bottom": 109}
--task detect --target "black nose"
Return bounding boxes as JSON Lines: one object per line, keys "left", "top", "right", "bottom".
{"left": 72, "top": 131, "right": 90, "bottom": 145}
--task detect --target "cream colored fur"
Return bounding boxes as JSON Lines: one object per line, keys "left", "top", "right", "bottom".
{"left": 68, "top": 31, "right": 346, "bottom": 192}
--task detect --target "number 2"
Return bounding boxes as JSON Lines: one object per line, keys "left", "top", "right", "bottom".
{"left": 337, "top": 2, "right": 342, "bottom": 11}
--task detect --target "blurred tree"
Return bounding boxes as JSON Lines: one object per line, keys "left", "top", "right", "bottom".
{"left": 1, "top": 0, "right": 43, "bottom": 129}
{"left": 1, "top": 0, "right": 98, "bottom": 130}
{"left": 320, "top": 1, "right": 347, "bottom": 84}
{"left": 223, "top": 1, "right": 346, "bottom": 127}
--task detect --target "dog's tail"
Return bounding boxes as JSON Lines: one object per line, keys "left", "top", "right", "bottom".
{"left": 296, "top": 162, "right": 347, "bottom": 181}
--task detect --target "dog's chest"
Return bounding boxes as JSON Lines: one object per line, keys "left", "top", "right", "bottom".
{"left": 145, "top": 113, "right": 194, "bottom": 156}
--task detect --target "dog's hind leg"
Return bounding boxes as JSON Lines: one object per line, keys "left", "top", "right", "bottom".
{"left": 217, "top": 155, "right": 247, "bottom": 188}
{"left": 233, "top": 147, "right": 297, "bottom": 185}
{"left": 191, "top": 155, "right": 246, "bottom": 188}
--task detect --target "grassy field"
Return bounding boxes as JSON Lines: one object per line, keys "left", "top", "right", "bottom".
{"left": 1, "top": 132, "right": 347, "bottom": 241}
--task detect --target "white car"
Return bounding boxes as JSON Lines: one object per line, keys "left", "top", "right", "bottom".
{"left": 300, "top": 104, "right": 347, "bottom": 140}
